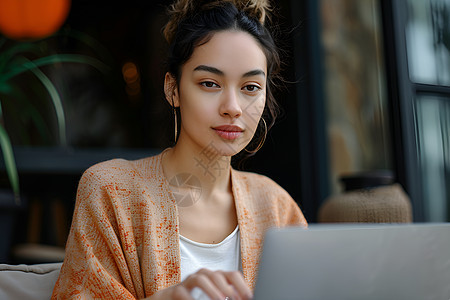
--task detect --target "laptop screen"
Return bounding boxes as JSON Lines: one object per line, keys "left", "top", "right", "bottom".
{"left": 253, "top": 223, "right": 450, "bottom": 300}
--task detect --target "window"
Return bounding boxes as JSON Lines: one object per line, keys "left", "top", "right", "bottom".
{"left": 382, "top": 0, "right": 450, "bottom": 221}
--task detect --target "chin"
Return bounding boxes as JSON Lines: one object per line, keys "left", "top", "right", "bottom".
{"left": 199, "top": 139, "right": 245, "bottom": 157}
{"left": 218, "top": 141, "right": 247, "bottom": 156}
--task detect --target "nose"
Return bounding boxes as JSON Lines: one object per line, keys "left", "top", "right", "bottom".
{"left": 220, "top": 89, "right": 242, "bottom": 118}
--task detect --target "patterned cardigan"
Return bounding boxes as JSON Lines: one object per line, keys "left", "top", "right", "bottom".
{"left": 52, "top": 152, "right": 307, "bottom": 299}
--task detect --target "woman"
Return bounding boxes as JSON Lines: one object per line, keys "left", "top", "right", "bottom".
{"left": 52, "top": 0, "right": 307, "bottom": 299}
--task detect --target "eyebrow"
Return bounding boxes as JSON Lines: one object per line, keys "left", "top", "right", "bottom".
{"left": 194, "top": 65, "right": 224, "bottom": 75}
{"left": 243, "top": 69, "right": 266, "bottom": 78}
{"left": 193, "top": 65, "right": 266, "bottom": 78}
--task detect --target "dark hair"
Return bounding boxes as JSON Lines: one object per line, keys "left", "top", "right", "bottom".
{"left": 165, "top": 1, "right": 281, "bottom": 156}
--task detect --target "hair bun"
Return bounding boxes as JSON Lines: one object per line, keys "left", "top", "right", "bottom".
{"left": 235, "top": 0, "right": 271, "bottom": 24}
{"left": 163, "top": 0, "right": 272, "bottom": 44}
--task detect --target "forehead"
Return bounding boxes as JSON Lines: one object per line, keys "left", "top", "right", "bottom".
{"left": 183, "top": 30, "right": 267, "bottom": 76}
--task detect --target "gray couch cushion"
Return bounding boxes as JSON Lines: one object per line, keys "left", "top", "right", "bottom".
{"left": 0, "top": 262, "right": 62, "bottom": 300}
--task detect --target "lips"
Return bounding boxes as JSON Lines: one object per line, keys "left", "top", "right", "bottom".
{"left": 213, "top": 125, "right": 243, "bottom": 140}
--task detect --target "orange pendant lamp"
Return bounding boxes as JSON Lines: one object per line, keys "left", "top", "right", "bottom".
{"left": 0, "top": 0, "right": 71, "bottom": 40}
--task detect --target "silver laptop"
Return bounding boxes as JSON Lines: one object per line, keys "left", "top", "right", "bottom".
{"left": 253, "top": 223, "right": 450, "bottom": 300}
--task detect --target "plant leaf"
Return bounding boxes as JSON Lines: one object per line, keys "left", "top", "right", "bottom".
{"left": 27, "top": 63, "right": 67, "bottom": 146}
{"left": 0, "top": 42, "right": 41, "bottom": 73}
{"left": 0, "top": 122, "right": 20, "bottom": 204}
{"left": 2, "top": 84, "right": 52, "bottom": 145}
{"left": 23, "top": 100, "right": 53, "bottom": 145}
{"left": 1, "top": 54, "right": 110, "bottom": 81}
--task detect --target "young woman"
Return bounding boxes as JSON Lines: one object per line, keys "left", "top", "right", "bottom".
{"left": 52, "top": 0, "right": 307, "bottom": 299}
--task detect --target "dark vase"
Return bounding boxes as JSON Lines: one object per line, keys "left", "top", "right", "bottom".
{"left": 339, "top": 170, "right": 395, "bottom": 191}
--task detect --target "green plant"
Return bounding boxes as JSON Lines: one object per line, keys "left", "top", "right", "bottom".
{"left": 0, "top": 32, "right": 110, "bottom": 204}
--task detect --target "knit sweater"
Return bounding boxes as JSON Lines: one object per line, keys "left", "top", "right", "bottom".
{"left": 52, "top": 152, "right": 307, "bottom": 299}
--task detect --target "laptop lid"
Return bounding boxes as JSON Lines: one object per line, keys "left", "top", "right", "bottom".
{"left": 253, "top": 223, "right": 450, "bottom": 300}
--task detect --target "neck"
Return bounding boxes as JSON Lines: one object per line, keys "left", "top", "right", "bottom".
{"left": 162, "top": 139, "right": 232, "bottom": 199}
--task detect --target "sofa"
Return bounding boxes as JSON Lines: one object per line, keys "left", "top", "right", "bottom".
{"left": 0, "top": 262, "right": 62, "bottom": 299}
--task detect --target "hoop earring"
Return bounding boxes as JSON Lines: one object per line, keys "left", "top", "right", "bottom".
{"left": 245, "top": 118, "right": 267, "bottom": 154}
{"left": 173, "top": 108, "right": 178, "bottom": 143}
{"left": 170, "top": 93, "right": 178, "bottom": 144}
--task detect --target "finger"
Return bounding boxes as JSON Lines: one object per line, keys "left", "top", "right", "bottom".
{"left": 224, "top": 271, "right": 253, "bottom": 300}
{"left": 183, "top": 271, "right": 224, "bottom": 300}
{"left": 207, "top": 271, "right": 238, "bottom": 300}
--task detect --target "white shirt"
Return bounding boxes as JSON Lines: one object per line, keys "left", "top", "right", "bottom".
{"left": 180, "top": 226, "right": 241, "bottom": 300}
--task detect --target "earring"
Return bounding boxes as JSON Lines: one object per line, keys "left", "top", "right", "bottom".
{"left": 173, "top": 108, "right": 178, "bottom": 143}
{"left": 245, "top": 118, "right": 267, "bottom": 154}
{"left": 170, "top": 93, "right": 178, "bottom": 144}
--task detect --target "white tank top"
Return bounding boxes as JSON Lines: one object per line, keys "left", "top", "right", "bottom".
{"left": 179, "top": 226, "right": 241, "bottom": 282}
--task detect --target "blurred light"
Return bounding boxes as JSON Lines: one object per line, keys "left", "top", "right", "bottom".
{"left": 122, "top": 61, "right": 141, "bottom": 98}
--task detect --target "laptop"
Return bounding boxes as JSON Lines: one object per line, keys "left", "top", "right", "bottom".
{"left": 253, "top": 223, "right": 450, "bottom": 300}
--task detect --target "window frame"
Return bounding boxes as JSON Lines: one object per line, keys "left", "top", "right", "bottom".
{"left": 380, "top": 0, "right": 450, "bottom": 221}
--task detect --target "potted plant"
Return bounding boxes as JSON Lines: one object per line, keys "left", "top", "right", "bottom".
{"left": 0, "top": 0, "right": 109, "bottom": 262}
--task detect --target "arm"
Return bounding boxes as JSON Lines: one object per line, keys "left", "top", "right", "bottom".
{"left": 52, "top": 168, "right": 142, "bottom": 299}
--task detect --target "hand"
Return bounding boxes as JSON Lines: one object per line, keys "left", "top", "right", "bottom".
{"left": 148, "top": 268, "right": 253, "bottom": 300}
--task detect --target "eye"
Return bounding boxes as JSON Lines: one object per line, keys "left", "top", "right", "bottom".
{"left": 201, "top": 81, "right": 220, "bottom": 88}
{"left": 243, "top": 84, "right": 261, "bottom": 92}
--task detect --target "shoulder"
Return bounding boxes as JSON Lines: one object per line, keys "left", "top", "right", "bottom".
{"left": 73, "top": 153, "right": 165, "bottom": 214}
{"left": 232, "top": 169, "right": 307, "bottom": 226}
{"left": 232, "top": 169, "right": 291, "bottom": 198}
{"left": 78, "top": 153, "right": 161, "bottom": 189}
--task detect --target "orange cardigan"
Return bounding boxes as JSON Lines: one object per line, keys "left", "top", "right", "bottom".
{"left": 52, "top": 152, "right": 307, "bottom": 299}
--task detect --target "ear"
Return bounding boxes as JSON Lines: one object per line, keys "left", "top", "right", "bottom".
{"left": 164, "top": 72, "right": 180, "bottom": 108}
